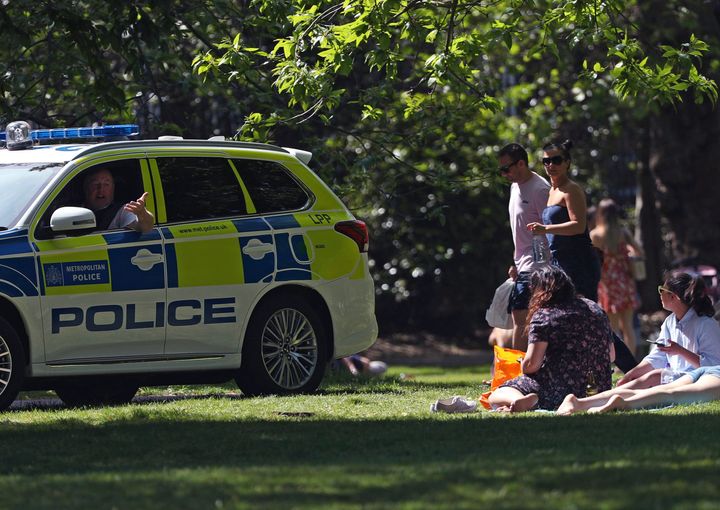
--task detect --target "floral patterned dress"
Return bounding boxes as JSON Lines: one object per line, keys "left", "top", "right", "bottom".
{"left": 597, "top": 240, "right": 639, "bottom": 314}
{"left": 499, "top": 297, "right": 613, "bottom": 410}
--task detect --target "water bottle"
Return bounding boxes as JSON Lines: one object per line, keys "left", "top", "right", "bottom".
{"left": 661, "top": 363, "right": 675, "bottom": 385}
{"left": 532, "top": 235, "right": 548, "bottom": 263}
{"left": 585, "top": 371, "right": 598, "bottom": 397}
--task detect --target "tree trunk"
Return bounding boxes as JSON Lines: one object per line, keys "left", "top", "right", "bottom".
{"left": 648, "top": 101, "right": 720, "bottom": 269}
{"left": 635, "top": 0, "right": 720, "bottom": 294}
{"left": 635, "top": 120, "right": 663, "bottom": 311}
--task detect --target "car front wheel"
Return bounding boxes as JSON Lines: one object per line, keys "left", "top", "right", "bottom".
{"left": 236, "top": 294, "right": 327, "bottom": 396}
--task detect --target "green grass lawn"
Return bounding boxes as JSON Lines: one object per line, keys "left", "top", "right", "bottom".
{"left": 3, "top": 365, "right": 720, "bottom": 510}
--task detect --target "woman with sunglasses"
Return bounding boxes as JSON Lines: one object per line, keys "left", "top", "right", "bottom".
{"left": 527, "top": 140, "right": 641, "bottom": 372}
{"left": 526, "top": 140, "right": 600, "bottom": 301}
{"left": 557, "top": 272, "right": 720, "bottom": 414}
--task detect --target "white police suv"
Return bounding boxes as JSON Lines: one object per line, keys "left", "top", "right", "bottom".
{"left": 0, "top": 121, "right": 377, "bottom": 408}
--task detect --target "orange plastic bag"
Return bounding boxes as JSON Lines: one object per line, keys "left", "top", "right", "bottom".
{"left": 479, "top": 345, "right": 525, "bottom": 410}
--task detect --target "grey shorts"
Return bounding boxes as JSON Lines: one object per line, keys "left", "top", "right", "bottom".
{"left": 687, "top": 366, "right": 720, "bottom": 383}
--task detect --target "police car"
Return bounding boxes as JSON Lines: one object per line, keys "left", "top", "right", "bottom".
{"left": 0, "top": 121, "right": 377, "bottom": 409}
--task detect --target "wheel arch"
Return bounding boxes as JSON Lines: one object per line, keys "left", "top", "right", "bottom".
{"left": 244, "top": 284, "right": 334, "bottom": 362}
{"left": 0, "top": 297, "right": 30, "bottom": 366}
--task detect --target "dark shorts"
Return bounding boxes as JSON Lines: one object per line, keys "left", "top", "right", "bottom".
{"left": 508, "top": 271, "right": 532, "bottom": 312}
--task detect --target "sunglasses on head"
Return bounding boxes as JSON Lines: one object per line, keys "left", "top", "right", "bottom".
{"left": 658, "top": 285, "right": 674, "bottom": 296}
{"left": 542, "top": 155, "right": 566, "bottom": 166}
{"left": 498, "top": 160, "right": 519, "bottom": 174}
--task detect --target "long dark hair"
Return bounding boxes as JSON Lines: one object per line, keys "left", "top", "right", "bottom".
{"left": 665, "top": 272, "right": 715, "bottom": 317}
{"left": 542, "top": 139, "right": 573, "bottom": 161}
{"left": 525, "top": 266, "right": 576, "bottom": 336}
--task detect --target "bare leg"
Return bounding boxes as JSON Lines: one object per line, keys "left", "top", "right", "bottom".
{"left": 557, "top": 388, "right": 637, "bottom": 415}
{"left": 588, "top": 374, "right": 720, "bottom": 413}
{"left": 488, "top": 386, "right": 538, "bottom": 413}
{"left": 556, "top": 369, "right": 663, "bottom": 415}
{"left": 607, "top": 311, "right": 622, "bottom": 338}
{"left": 619, "top": 308, "right": 637, "bottom": 355}
{"left": 511, "top": 309, "right": 528, "bottom": 352}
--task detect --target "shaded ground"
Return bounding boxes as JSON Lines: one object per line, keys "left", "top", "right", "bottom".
{"left": 363, "top": 311, "right": 668, "bottom": 367}
{"left": 363, "top": 332, "right": 493, "bottom": 366}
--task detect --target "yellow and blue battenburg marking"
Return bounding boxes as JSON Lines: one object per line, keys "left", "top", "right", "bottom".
{"left": 35, "top": 230, "right": 165, "bottom": 295}
{"left": 0, "top": 208, "right": 361, "bottom": 300}
{"left": 0, "top": 230, "right": 40, "bottom": 297}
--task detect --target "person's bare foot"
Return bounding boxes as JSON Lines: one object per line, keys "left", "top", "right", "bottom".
{"left": 556, "top": 394, "right": 581, "bottom": 415}
{"left": 588, "top": 394, "right": 627, "bottom": 414}
{"left": 508, "top": 393, "right": 538, "bottom": 412}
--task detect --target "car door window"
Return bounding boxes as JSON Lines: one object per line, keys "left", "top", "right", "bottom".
{"left": 155, "top": 157, "right": 247, "bottom": 222}
{"left": 36, "top": 159, "right": 146, "bottom": 238}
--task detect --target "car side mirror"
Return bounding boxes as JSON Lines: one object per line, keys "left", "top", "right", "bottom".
{"left": 50, "top": 206, "right": 96, "bottom": 232}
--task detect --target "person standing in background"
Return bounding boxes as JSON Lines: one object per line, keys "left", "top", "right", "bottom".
{"left": 591, "top": 198, "right": 644, "bottom": 355}
{"left": 527, "top": 139, "right": 638, "bottom": 373}
{"left": 526, "top": 139, "right": 600, "bottom": 300}
{"left": 498, "top": 143, "right": 550, "bottom": 352}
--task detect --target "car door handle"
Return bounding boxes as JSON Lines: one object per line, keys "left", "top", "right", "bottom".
{"left": 131, "top": 249, "right": 164, "bottom": 271}
{"left": 242, "top": 238, "right": 274, "bottom": 260}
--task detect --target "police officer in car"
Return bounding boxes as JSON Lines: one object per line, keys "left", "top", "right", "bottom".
{"left": 83, "top": 168, "right": 154, "bottom": 233}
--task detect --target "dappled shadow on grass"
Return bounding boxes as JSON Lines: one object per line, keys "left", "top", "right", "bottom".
{"left": 1, "top": 412, "right": 719, "bottom": 508}
{"left": 9, "top": 392, "right": 248, "bottom": 412}
{"left": 319, "top": 380, "right": 488, "bottom": 396}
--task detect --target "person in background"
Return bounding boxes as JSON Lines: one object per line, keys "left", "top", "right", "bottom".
{"left": 527, "top": 140, "right": 637, "bottom": 373}
{"left": 557, "top": 272, "right": 720, "bottom": 414}
{"left": 334, "top": 355, "right": 388, "bottom": 377}
{"left": 488, "top": 327, "right": 513, "bottom": 348}
{"left": 488, "top": 266, "right": 614, "bottom": 412}
{"left": 586, "top": 205, "right": 597, "bottom": 232}
{"left": 498, "top": 143, "right": 550, "bottom": 352}
{"left": 591, "top": 198, "right": 644, "bottom": 355}
{"left": 526, "top": 139, "right": 599, "bottom": 300}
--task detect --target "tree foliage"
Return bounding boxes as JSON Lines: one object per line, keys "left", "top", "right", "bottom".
{"left": 194, "top": 0, "right": 718, "bottom": 331}
{"left": 1, "top": 1, "right": 718, "bottom": 334}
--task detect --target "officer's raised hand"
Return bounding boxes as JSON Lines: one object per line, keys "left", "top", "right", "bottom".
{"left": 124, "top": 192, "right": 154, "bottom": 233}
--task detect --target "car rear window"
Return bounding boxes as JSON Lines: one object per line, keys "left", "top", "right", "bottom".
{"left": 233, "top": 159, "right": 309, "bottom": 213}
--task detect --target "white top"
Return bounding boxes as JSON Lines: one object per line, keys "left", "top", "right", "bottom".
{"left": 508, "top": 172, "right": 550, "bottom": 272}
{"left": 108, "top": 207, "right": 137, "bottom": 230}
{"left": 644, "top": 308, "right": 720, "bottom": 373}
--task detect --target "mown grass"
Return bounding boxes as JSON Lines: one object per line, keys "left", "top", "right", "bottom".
{"left": 3, "top": 365, "right": 720, "bottom": 510}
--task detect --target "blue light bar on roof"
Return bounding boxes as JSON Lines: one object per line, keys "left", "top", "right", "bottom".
{"left": 0, "top": 124, "right": 139, "bottom": 142}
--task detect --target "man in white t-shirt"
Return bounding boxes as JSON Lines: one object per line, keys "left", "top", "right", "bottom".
{"left": 83, "top": 168, "right": 154, "bottom": 233}
{"left": 498, "top": 143, "right": 550, "bottom": 351}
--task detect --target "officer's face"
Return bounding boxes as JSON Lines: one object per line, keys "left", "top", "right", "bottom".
{"left": 84, "top": 169, "right": 115, "bottom": 211}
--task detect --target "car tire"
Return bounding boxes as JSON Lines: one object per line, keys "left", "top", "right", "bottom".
{"left": 55, "top": 380, "right": 139, "bottom": 407}
{"left": 236, "top": 293, "right": 327, "bottom": 396}
{"left": 0, "top": 317, "right": 26, "bottom": 411}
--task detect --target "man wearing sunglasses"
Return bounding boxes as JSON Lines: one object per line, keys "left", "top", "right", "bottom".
{"left": 498, "top": 143, "right": 550, "bottom": 351}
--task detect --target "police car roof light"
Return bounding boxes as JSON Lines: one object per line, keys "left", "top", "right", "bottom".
{"left": 4, "top": 121, "right": 33, "bottom": 151}
{"left": 1, "top": 124, "right": 139, "bottom": 145}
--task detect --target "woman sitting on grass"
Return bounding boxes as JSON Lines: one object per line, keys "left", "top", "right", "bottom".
{"left": 559, "top": 366, "right": 720, "bottom": 414}
{"left": 613, "top": 272, "right": 719, "bottom": 388}
{"left": 557, "top": 271, "right": 720, "bottom": 415}
{"left": 488, "top": 266, "right": 614, "bottom": 412}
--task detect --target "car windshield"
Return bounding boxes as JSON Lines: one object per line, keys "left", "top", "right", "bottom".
{"left": 0, "top": 163, "right": 64, "bottom": 227}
